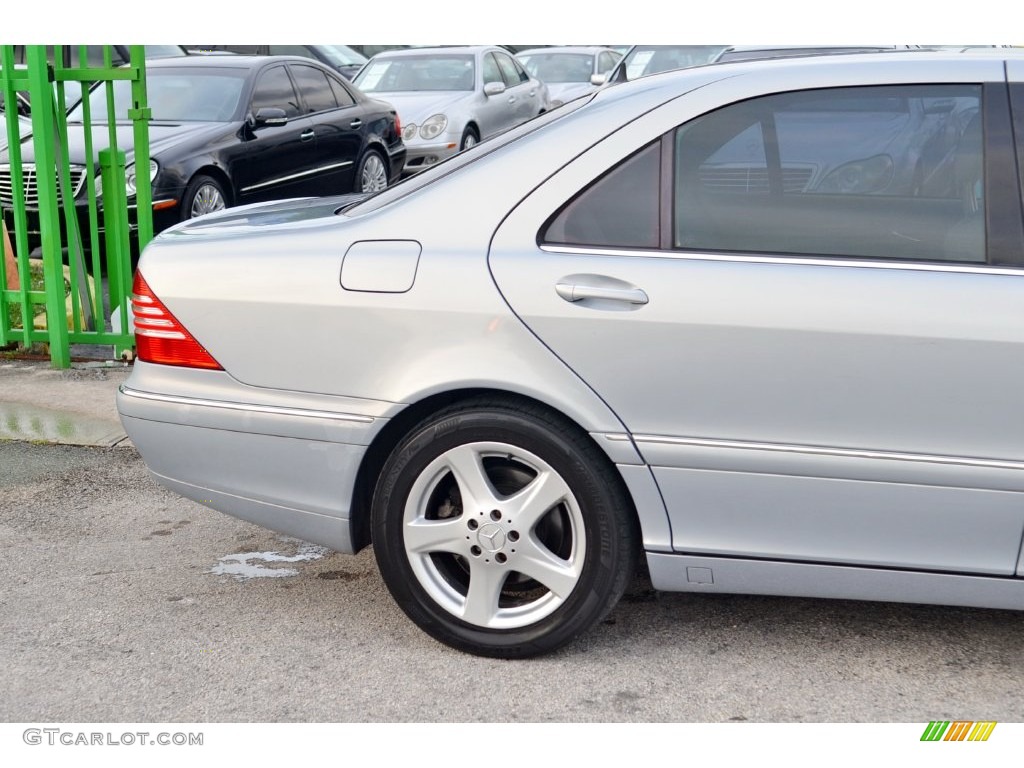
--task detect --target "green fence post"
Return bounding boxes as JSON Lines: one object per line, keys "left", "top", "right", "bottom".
{"left": 128, "top": 45, "right": 153, "bottom": 250}
{"left": 1, "top": 46, "right": 35, "bottom": 350}
{"left": 100, "top": 147, "right": 131, "bottom": 358}
{"left": 26, "top": 45, "right": 70, "bottom": 369}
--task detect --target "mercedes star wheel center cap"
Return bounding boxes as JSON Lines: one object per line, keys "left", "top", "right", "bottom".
{"left": 476, "top": 523, "right": 506, "bottom": 553}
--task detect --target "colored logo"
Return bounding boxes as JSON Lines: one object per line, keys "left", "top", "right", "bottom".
{"left": 921, "top": 721, "right": 996, "bottom": 741}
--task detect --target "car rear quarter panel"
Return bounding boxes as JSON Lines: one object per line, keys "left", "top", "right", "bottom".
{"left": 123, "top": 71, "right": 740, "bottom": 554}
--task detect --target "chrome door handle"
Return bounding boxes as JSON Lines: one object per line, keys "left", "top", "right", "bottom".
{"left": 349, "top": 119, "right": 362, "bottom": 129}
{"left": 555, "top": 282, "right": 649, "bottom": 305}
{"left": 300, "top": 129, "right": 315, "bottom": 141}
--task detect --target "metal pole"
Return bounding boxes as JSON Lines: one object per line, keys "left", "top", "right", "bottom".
{"left": 26, "top": 45, "right": 69, "bottom": 368}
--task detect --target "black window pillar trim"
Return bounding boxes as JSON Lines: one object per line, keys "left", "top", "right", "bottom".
{"left": 1006, "top": 79, "right": 1024, "bottom": 265}
{"left": 658, "top": 132, "right": 673, "bottom": 250}
{"left": 760, "top": 108, "right": 783, "bottom": 197}
{"left": 984, "top": 81, "right": 1024, "bottom": 267}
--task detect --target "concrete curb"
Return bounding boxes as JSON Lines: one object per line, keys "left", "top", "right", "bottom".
{"left": 0, "top": 359, "right": 132, "bottom": 448}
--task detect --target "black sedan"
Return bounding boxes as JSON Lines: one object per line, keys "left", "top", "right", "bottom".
{"left": 0, "top": 55, "right": 405, "bottom": 253}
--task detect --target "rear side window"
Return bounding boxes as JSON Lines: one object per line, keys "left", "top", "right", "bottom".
{"left": 511, "top": 57, "right": 531, "bottom": 84}
{"left": 329, "top": 76, "right": 356, "bottom": 107}
{"left": 674, "top": 85, "right": 984, "bottom": 262}
{"left": 543, "top": 142, "right": 661, "bottom": 249}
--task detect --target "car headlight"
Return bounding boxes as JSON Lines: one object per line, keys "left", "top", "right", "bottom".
{"left": 418, "top": 114, "right": 448, "bottom": 141}
{"left": 126, "top": 159, "right": 159, "bottom": 197}
{"left": 94, "top": 159, "right": 159, "bottom": 199}
{"left": 818, "top": 155, "right": 893, "bottom": 194}
{"left": 402, "top": 123, "right": 418, "bottom": 142}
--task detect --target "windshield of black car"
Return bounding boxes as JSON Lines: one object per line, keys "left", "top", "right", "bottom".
{"left": 344, "top": 96, "right": 591, "bottom": 216}
{"left": 317, "top": 45, "right": 368, "bottom": 67}
{"left": 67, "top": 68, "right": 247, "bottom": 123}
{"left": 519, "top": 53, "right": 593, "bottom": 83}
{"left": 623, "top": 45, "right": 728, "bottom": 79}
{"left": 143, "top": 45, "right": 189, "bottom": 59}
{"left": 354, "top": 54, "right": 476, "bottom": 92}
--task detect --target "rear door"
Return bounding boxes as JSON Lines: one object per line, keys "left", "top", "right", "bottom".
{"left": 288, "top": 62, "right": 363, "bottom": 193}
{"left": 489, "top": 61, "right": 1024, "bottom": 576}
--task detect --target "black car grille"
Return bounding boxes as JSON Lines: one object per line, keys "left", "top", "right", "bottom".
{"left": 699, "top": 166, "right": 813, "bottom": 193}
{"left": 0, "top": 163, "right": 88, "bottom": 208}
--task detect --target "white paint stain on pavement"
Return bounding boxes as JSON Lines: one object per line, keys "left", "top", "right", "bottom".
{"left": 211, "top": 539, "right": 330, "bottom": 580}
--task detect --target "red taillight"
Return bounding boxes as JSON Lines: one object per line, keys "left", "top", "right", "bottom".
{"left": 131, "top": 271, "right": 222, "bottom": 370}
{"left": 394, "top": 112, "right": 401, "bottom": 140}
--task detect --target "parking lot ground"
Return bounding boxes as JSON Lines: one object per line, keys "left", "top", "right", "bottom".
{"left": 3, "top": 439, "right": 1024, "bottom": 722}
{"left": 0, "top": 359, "right": 130, "bottom": 447}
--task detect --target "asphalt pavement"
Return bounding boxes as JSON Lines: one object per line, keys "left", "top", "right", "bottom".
{"left": 3, "top": 357, "right": 1024, "bottom": 722}
{"left": 5, "top": 440, "right": 1024, "bottom": 722}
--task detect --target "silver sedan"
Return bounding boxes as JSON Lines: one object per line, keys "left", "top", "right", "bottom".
{"left": 118, "top": 51, "right": 1024, "bottom": 658}
{"left": 516, "top": 46, "right": 622, "bottom": 107}
{"left": 352, "top": 45, "right": 549, "bottom": 174}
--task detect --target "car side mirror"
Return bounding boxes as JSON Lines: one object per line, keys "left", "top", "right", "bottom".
{"left": 483, "top": 81, "right": 505, "bottom": 97}
{"left": 590, "top": 73, "right": 607, "bottom": 87}
{"left": 253, "top": 107, "right": 288, "bottom": 127}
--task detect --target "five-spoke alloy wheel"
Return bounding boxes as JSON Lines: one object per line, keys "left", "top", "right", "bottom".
{"left": 372, "top": 398, "right": 638, "bottom": 658}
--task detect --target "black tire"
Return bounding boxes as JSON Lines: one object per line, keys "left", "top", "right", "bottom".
{"left": 180, "top": 174, "right": 228, "bottom": 221}
{"left": 459, "top": 126, "right": 479, "bottom": 151}
{"left": 371, "top": 397, "right": 639, "bottom": 658}
{"left": 354, "top": 149, "right": 389, "bottom": 194}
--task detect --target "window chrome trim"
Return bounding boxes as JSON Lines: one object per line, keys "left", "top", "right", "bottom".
{"left": 241, "top": 161, "right": 354, "bottom": 193}
{"left": 540, "top": 244, "right": 1024, "bottom": 277}
{"left": 119, "top": 385, "right": 374, "bottom": 424}
{"left": 630, "top": 434, "right": 1024, "bottom": 472}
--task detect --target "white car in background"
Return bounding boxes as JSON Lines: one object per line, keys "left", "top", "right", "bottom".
{"left": 516, "top": 46, "right": 621, "bottom": 107}
{"left": 353, "top": 45, "right": 549, "bottom": 174}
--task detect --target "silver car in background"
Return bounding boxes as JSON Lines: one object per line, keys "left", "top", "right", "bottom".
{"left": 516, "top": 46, "right": 621, "bottom": 107}
{"left": 602, "top": 44, "right": 729, "bottom": 84}
{"left": 118, "top": 52, "right": 1024, "bottom": 658}
{"left": 353, "top": 45, "right": 549, "bottom": 174}
{"left": 602, "top": 44, "right": 920, "bottom": 86}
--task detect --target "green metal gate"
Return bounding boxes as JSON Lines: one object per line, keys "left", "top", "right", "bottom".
{"left": 0, "top": 45, "right": 152, "bottom": 368}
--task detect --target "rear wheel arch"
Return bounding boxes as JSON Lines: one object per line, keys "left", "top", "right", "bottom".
{"left": 348, "top": 388, "right": 640, "bottom": 554}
